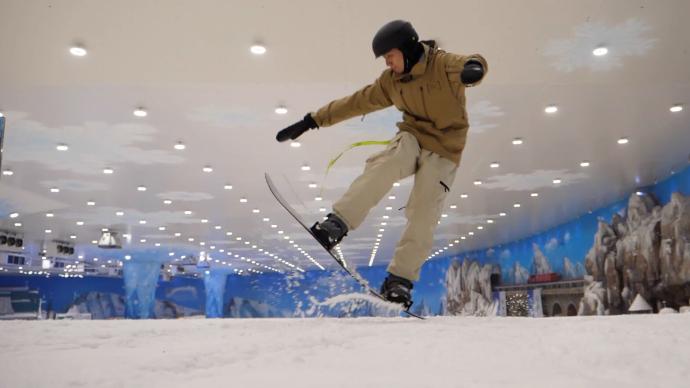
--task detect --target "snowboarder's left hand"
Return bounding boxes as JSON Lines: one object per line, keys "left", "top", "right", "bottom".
{"left": 276, "top": 114, "right": 319, "bottom": 142}
{"left": 461, "top": 60, "right": 484, "bottom": 85}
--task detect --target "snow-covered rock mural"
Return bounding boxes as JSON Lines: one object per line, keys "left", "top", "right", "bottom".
{"left": 531, "top": 243, "right": 552, "bottom": 274}
{"left": 67, "top": 292, "right": 202, "bottom": 319}
{"left": 583, "top": 192, "right": 690, "bottom": 314}
{"left": 445, "top": 259, "right": 498, "bottom": 316}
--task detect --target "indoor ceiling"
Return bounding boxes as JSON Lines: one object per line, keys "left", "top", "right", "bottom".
{"left": 1, "top": 0, "right": 689, "bottom": 275}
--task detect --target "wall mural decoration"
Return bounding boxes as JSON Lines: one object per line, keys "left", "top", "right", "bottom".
{"left": 445, "top": 166, "right": 690, "bottom": 317}
{"left": 2, "top": 167, "right": 687, "bottom": 319}
{"left": 544, "top": 18, "right": 656, "bottom": 72}
{"left": 2, "top": 111, "right": 184, "bottom": 175}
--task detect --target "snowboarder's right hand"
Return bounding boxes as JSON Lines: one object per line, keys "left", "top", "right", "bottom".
{"left": 276, "top": 114, "right": 319, "bottom": 142}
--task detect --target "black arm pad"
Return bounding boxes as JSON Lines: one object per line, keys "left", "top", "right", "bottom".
{"left": 461, "top": 60, "right": 484, "bottom": 85}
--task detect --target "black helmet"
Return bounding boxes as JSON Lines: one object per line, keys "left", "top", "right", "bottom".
{"left": 372, "top": 20, "right": 418, "bottom": 58}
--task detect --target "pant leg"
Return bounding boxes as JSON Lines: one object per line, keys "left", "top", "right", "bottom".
{"left": 332, "top": 132, "right": 419, "bottom": 230}
{"left": 387, "top": 150, "right": 458, "bottom": 281}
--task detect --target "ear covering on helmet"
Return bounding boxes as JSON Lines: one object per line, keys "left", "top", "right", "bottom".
{"left": 372, "top": 20, "right": 424, "bottom": 74}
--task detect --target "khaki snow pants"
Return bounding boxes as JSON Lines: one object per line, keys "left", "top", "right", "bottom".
{"left": 332, "top": 131, "right": 458, "bottom": 282}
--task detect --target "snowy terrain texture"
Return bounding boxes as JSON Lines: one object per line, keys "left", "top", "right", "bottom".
{"left": 1, "top": 314, "right": 689, "bottom": 388}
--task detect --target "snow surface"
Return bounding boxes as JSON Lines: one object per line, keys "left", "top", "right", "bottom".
{"left": 1, "top": 314, "right": 690, "bottom": 388}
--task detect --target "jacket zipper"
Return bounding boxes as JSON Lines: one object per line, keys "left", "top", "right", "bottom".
{"left": 399, "top": 89, "right": 410, "bottom": 110}
{"left": 419, "top": 86, "right": 429, "bottom": 118}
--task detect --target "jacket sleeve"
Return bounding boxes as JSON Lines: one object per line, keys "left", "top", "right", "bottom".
{"left": 311, "top": 71, "right": 394, "bottom": 127}
{"left": 442, "top": 52, "right": 488, "bottom": 87}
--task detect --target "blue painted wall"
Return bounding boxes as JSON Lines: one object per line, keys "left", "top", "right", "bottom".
{"left": 2, "top": 165, "right": 688, "bottom": 318}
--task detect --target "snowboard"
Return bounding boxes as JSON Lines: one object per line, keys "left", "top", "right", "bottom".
{"left": 265, "top": 173, "right": 424, "bottom": 319}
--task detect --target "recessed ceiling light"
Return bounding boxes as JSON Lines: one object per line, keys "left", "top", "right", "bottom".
{"left": 226, "top": 231, "right": 233, "bottom": 236}
{"left": 140, "top": 239, "right": 147, "bottom": 243}
{"left": 490, "top": 162, "right": 500, "bottom": 168}
{"left": 87, "top": 201, "right": 96, "bottom": 206}
{"left": 9, "top": 213, "right": 19, "bottom": 218}
{"left": 116, "top": 211, "right": 124, "bottom": 216}
{"left": 163, "top": 199, "right": 172, "bottom": 205}
{"left": 308, "top": 183, "right": 318, "bottom": 189}
{"left": 155, "top": 243, "right": 161, "bottom": 247}
{"left": 183, "top": 210, "right": 192, "bottom": 216}
{"left": 450, "top": 204, "right": 457, "bottom": 209}
{"left": 544, "top": 105, "right": 558, "bottom": 114}
{"left": 46, "top": 213, "right": 54, "bottom": 218}
{"left": 252, "top": 209, "right": 260, "bottom": 213}
{"left": 512, "top": 138, "right": 524, "bottom": 145}
{"left": 133, "top": 108, "right": 147, "bottom": 117}
{"left": 468, "top": 232, "right": 474, "bottom": 236}
{"left": 139, "top": 220, "right": 147, "bottom": 224}
{"left": 531, "top": 193, "right": 539, "bottom": 197}
{"left": 487, "top": 219, "right": 494, "bottom": 224}
{"left": 240, "top": 198, "right": 248, "bottom": 203}
{"left": 580, "top": 161, "right": 591, "bottom": 167}
{"left": 69, "top": 46, "right": 87, "bottom": 56}
{"left": 275, "top": 106, "right": 288, "bottom": 115}
{"left": 514, "top": 203, "right": 521, "bottom": 208}
{"left": 477, "top": 226, "right": 484, "bottom": 230}
{"left": 388, "top": 195, "right": 396, "bottom": 200}
{"left": 670, "top": 105, "right": 683, "bottom": 113}
{"left": 201, "top": 219, "right": 209, "bottom": 223}
{"left": 103, "top": 168, "right": 114, "bottom": 174}
{"left": 223, "top": 184, "right": 233, "bottom": 190}
{"left": 174, "top": 142, "right": 186, "bottom": 150}
{"left": 473, "top": 180, "right": 482, "bottom": 186}
{"left": 45, "top": 229, "right": 52, "bottom": 233}
{"left": 250, "top": 45, "right": 267, "bottom": 55}
{"left": 592, "top": 47, "right": 608, "bottom": 56}
{"left": 393, "top": 182, "right": 401, "bottom": 187}
{"left": 617, "top": 137, "right": 629, "bottom": 145}
{"left": 290, "top": 141, "right": 301, "bottom": 148}
{"left": 14, "top": 222, "right": 22, "bottom": 227}
{"left": 158, "top": 226, "right": 166, "bottom": 231}
{"left": 301, "top": 165, "right": 311, "bottom": 171}
{"left": 76, "top": 221, "right": 84, "bottom": 226}
{"left": 2, "top": 169, "right": 13, "bottom": 176}
{"left": 314, "top": 197, "right": 323, "bottom": 201}
{"left": 553, "top": 179, "right": 562, "bottom": 184}
{"left": 499, "top": 212, "right": 507, "bottom": 217}
{"left": 50, "top": 187, "right": 60, "bottom": 193}
{"left": 70, "top": 235, "right": 76, "bottom": 239}
{"left": 202, "top": 166, "right": 213, "bottom": 173}
{"left": 137, "top": 186, "right": 147, "bottom": 191}
{"left": 56, "top": 144, "right": 69, "bottom": 151}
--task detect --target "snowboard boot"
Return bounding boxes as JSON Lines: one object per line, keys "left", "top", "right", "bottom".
{"left": 311, "top": 213, "right": 348, "bottom": 251}
{"left": 380, "top": 273, "right": 414, "bottom": 310}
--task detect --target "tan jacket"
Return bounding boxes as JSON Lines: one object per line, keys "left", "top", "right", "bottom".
{"left": 311, "top": 43, "right": 488, "bottom": 164}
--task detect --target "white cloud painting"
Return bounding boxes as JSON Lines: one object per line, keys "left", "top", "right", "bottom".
{"left": 544, "top": 18, "right": 656, "bottom": 72}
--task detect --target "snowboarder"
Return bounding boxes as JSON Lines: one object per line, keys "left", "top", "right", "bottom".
{"left": 276, "top": 20, "right": 488, "bottom": 309}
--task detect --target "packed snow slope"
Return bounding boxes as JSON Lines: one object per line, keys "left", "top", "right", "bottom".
{"left": 1, "top": 314, "right": 689, "bottom": 388}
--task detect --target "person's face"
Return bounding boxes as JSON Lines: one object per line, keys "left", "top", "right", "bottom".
{"left": 383, "top": 49, "right": 404, "bottom": 74}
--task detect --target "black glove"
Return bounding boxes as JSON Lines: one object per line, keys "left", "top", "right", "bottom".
{"left": 276, "top": 114, "right": 319, "bottom": 142}
{"left": 461, "top": 60, "right": 484, "bottom": 85}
